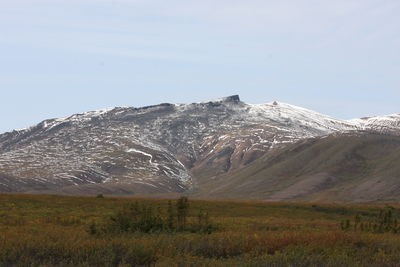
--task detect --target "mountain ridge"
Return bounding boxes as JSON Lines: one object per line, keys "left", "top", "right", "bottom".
{"left": 4, "top": 95, "right": 398, "bottom": 137}
{"left": 0, "top": 95, "right": 399, "bottom": 201}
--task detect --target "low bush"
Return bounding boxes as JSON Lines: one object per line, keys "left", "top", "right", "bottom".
{"left": 340, "top": 208, "right": 400, "bottom": 233}
{"left": 89, "top": 197, "right": 218, "bottom": 235}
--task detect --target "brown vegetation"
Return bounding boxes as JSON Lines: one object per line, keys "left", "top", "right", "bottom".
{"left": 2, "top": 194, "right": 400, "bottom": 266}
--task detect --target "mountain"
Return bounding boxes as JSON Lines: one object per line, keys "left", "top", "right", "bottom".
{"left": 0, "top": 95, "right": 399, "bottom": 201}
{"left": 350, "top": 114, "right": 400, "bottom": 135}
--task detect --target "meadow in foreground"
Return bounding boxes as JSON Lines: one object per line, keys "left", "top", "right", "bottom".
{"left": 1, "top": 194, "right": 400, "bottom": 266}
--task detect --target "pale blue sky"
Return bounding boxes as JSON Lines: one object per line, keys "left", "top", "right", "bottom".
{"left": 0, "top": 0, "right": 399, "bottom": 133}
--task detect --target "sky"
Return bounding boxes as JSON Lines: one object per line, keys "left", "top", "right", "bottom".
{"left": 0, "top": 0, "right": 399, "bottom": 133}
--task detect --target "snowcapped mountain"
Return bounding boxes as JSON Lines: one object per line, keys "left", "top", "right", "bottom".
{"left": 0, "top": 95, "right": 398, "bottom": 195}
{"left": 350, "top": 114, "right": 400, "bottom": 135}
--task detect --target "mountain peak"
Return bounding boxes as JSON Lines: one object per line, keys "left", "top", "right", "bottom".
{"left": 221, "top": 95, "right": 240, "bottom": 103}
{"left": 195, "top": 95, "right": 241, "bottom": 105}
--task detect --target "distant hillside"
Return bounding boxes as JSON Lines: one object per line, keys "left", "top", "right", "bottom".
{"left": 195, "top": 133, "right": 400, "bottom": 202}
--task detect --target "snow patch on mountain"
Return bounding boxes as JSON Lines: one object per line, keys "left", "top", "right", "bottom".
{"left": 349, "top": 114, "right": 400, "bottom": 133}
{"left": 246, "top": 101, "right": 358, "bottom": 134}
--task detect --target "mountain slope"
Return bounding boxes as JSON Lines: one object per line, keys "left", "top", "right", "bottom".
{"left": 195, "top": 133, "right": 400, "bottom": 202}
{"left": 350, "top": 114, "right": 400, "bottom": 135}
{"left": 0, "top": 95, "right": 399, "bottom": 198}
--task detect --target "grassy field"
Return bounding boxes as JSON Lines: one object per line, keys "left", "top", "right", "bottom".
{"left": 1, "top": 194, "right": 400, "bottom": 266}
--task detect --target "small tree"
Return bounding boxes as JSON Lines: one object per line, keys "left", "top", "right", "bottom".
{"left": 354, "top": 214, "right": 361, "bottom": 231}
{"left": 176, "top": 197, "right": 189, "bottom": 229}
{"left": 167, "top": 200, "right": 175, "bottom": 230}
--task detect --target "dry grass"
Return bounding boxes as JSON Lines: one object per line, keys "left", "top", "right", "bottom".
{"left": 1, "top": 194, "right": 400, "bottom": 266}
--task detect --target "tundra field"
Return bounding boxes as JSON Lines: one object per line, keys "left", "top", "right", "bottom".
{"left": 2, "top": 194, "right": 400, "bottom": 266}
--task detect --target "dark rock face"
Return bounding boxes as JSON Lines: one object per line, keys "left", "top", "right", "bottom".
{"left": 221, "top": 95, "right": 240, "bottom": 103}
{"left": 0, "top": 95, "right": 398, "bottom": 197}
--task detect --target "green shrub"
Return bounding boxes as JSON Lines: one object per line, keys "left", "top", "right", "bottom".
{"left": 340, "top": 208, "right": 400, "bottom": 234}
{"left": 91, "top": 197, "right": 218, "bottom": 235}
